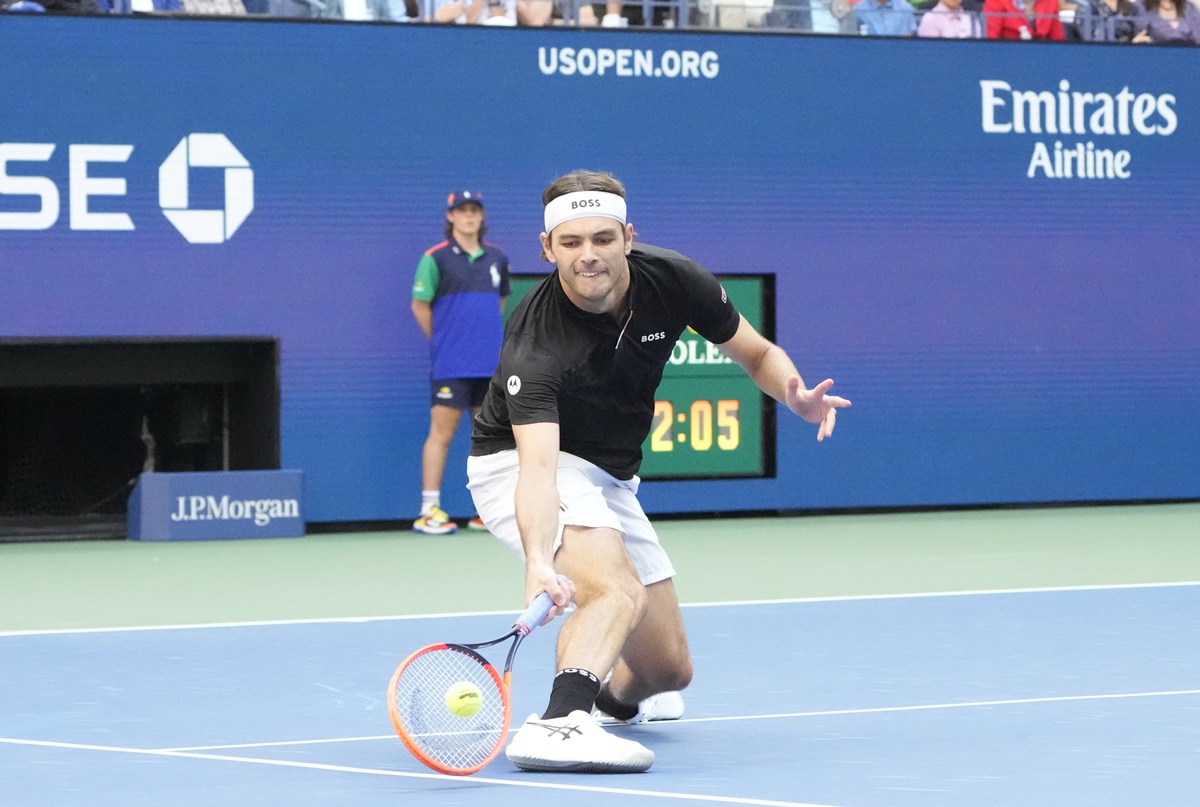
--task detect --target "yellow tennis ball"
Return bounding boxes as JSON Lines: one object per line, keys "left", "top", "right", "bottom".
{"left": 445, "top": 681, "right": 483, "bottom": 718}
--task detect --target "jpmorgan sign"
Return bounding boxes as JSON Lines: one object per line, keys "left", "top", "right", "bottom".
{"left": 0, "top": 133, "right": 253, "bottom": 243}
{"left": 128, "top": 469, "right": 305, "bottom": 541}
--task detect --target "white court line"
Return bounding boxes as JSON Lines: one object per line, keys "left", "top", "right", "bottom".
{"left": 681, "top": 580, "right": 1200, "bottom": 610}
{"left": 667, "top": 688, "right": 1200, "bottom": 725}
{"left": 158, "top": 688, "right": 1200, "bottom": 752}
{"left": 6, "top": 691, "right": 1199, "bottom": 806}
{"left": 2, "top": 580, "right": 1198, "bottom": 638}
{"left": 161, "top": 735, "right": 397, "bottom": 752}
{"left": 0, "top": 736, "right": 843, "bottom": 807}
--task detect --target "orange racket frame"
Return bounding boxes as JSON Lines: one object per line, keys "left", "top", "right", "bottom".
{"left": 386, "top": 585, "right": 561, "bottom": 775}
{"left": 387, "top": 642, "right": 512, "bottom": 775}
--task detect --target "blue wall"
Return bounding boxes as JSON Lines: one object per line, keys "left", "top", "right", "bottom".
{"left": 1, "top": 18, "right": 1197, "bottom": 520}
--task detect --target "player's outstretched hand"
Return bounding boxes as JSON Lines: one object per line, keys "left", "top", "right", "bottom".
{"left": 786, "top": 377, "right": 851, "bottom": 442}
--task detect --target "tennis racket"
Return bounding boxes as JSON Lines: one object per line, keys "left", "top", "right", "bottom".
{"left": 386, "top": 582, "right": 566, "bottom": 776}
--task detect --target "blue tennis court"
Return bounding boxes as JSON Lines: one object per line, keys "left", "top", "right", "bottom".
{"left": 4, "top": 583, "right": 1199, "bottom": 807}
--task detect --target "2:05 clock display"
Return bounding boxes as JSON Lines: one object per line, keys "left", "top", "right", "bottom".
{"left": 651, "top": 398, "right": 741, "bottom": 453}
{"left": 636, "top": 275, "right": 774, "bottom": 480}
{"left": 639, "top": 375, "right": 769, "bottom": 479}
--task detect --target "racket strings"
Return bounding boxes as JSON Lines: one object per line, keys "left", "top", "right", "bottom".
{"left": 392, "top": 647, "right": 506, "bottom": 771}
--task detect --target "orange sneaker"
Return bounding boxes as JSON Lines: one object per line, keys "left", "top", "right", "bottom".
{"left": 413, "top": 506, "right": 457, "bottom": 535}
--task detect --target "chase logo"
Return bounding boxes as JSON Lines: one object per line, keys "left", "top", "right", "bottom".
{"left": 159, "top": 134, "right": 254, "bottom": 244}
{"left": 0, "top": 133, "right": 253, "bottom": 244}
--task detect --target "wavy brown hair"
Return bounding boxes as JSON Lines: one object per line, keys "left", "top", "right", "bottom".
{"left": 541, "top": 170, "right": 627, "bottom": 205}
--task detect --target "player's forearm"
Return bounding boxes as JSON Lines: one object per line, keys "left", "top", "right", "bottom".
{"left": 514, "top": 470, "right": 559, "bottom": 570}
{"left": 746, "top": 342, "right": 805, "bottom": 404}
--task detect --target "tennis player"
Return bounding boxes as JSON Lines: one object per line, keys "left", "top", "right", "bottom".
{"left": 467, "top": 170, "right": 850, "bottom": 773}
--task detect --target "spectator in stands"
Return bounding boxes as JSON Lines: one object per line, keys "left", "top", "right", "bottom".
{"left": 598, "top": 0, "right": 678, "bottom": 26}
{"left": 432, "top": 0, "right": 516, "bottom": 21}
{"left": 301, "top": 0, "right": 412, "bottom": 15}
{"left": 8, "top": 0, "right": 101, "bottom": 10}
{"left": 267, "top": 0, "right": 316, "bottom": 15}
{"left": 483, "top": 0, "right": 517, "bottom": 20}
{"left": 316, "top": 0, "right": 396, "bottom": 16}
{"left": 1133, "top": 0, "right": 1200, "bottom": 42}
{"left": 516, "top": 0, "right": 552, "bottom": 22}
{"left": 528, "top": 0, "right": 597, "bottom": 22}
{"left": 183, "top": 0, "right": 246, "bottom": 12}
{"left": 917, "top": 0, "right": 983, "bottom": 35}
{"left": 856, "top": 0, "right": 918, "bottom": 34}
{"left": 434, "top": 0, "right": 485, "bottom": 20}
{"left": 97, "top": 0, "right": 182, "bottom": 12}
{"left": 983, "top": 0, "right": 1065, "bottom": 38}
{"left": 809, "top": 0, "right": 860, "bottom": 33}
{"left": 1074, "top": 0, "right": 1137, "bottom": 39}
{"left": 386, "top": 0, "right": 418, "bottom": 17}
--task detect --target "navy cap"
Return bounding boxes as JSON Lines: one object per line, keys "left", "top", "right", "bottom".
{"left": 446, "top": 190, "right": 483, "bottom": 211}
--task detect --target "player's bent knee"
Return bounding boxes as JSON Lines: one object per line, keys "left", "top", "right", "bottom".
{"left": 574, "top": 573, "right": 648, "bottom": 627}
{"left": 647, "top": 650, "right": 692, "bottom": 691}
{"left": 630, "top": 658, "right": 691, "bottom": 697}
{"left": 607, "top": 577, "right": 649, "bottom": 623}
{"left": 628, "top": 581, "right": 650, "bottom": 624}
{"left": 663, "top": 659, "right": 693, "bottom": 692}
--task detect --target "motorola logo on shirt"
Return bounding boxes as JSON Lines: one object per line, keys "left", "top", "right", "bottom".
{"left": 507, "top": 375, "right": 522, "bottom": 395}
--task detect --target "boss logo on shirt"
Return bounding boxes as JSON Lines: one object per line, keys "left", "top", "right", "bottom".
{"left": 507, "top": 375, "right": 522, "bottom": 395}
{"left": 640, "top": 332, "right": 667, "bottom": 343}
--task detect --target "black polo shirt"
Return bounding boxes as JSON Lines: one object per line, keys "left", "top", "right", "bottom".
{"left": 470, "top": 243, "right": 741, "bottom": 480}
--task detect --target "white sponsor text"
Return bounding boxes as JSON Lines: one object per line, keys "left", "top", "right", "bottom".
{"left": 539, "top": 47, "right": 719, "bottom": 79}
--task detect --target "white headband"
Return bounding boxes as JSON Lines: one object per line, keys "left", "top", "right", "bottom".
{"left": 543, "top": 191, "right": 627, "bottom": 234}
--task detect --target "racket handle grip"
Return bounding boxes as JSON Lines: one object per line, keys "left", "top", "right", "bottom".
{"left": 514, "top": 575, "right": 570, "bottom": 635}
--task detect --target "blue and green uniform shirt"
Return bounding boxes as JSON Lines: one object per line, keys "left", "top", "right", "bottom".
{"left": 412, "top": 238, "right": 511, "bottom": 380}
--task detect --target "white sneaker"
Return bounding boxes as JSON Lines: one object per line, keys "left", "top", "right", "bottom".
{"left": 505, "top": 710, "right": 654, "bottom": 773}
{"left": 593, "top": 691, "right": 685, "bottom": 725}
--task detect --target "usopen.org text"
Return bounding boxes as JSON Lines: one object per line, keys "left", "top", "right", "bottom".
{"left": 538, "top": 47, "right": 719, "bottom": 79}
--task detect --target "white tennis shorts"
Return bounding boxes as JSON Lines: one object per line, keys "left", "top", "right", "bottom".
{"left": 466, "top": 449, "right": 676, "bottom": 586}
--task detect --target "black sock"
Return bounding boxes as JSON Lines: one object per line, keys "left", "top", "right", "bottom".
{"left": 593, "top": 683, "right": 640, "bottom": 721}
{"left": 541, "top": 668, "right": 601, "bottom": 720}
